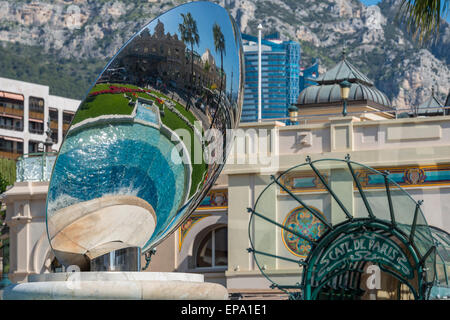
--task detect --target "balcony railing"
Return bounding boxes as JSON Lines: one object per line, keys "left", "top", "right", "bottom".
{"left": 0, "top": 124, "right": 23, "bottom": 132}
{"left": 29, "top": 128, "right": 44, "bottom": 135}
{"left": 50, "top": 120, "right": 58, "bottom": 129}
{"left": 0, "top": 107, "right": 24, "bottom": 117}
{"left": 16, "top": 152, "right": 57, "bottom": 182}
{"left": 29, "top": 111, "right": 44, "bottom": 120}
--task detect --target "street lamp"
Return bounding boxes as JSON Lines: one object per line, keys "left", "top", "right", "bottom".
{"left": 44, "top": 118, "right": 54, "bottom": 153}
{"left": 288, "top": 104, "right": 298, "bottom": 125}
{"left": 339, "top": 80, "right": 351, "bottom": 117}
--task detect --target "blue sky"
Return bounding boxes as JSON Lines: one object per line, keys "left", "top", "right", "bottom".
{"left": 361, "top": 0, "right": 381, "bottom": 5}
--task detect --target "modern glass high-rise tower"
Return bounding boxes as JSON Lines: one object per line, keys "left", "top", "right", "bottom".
{"left": 241, "top": 33, "right": 300, "bottom": 123}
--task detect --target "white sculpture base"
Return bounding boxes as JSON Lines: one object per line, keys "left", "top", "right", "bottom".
{"left": 1, "top": 272, "right": 228, "bottom": 300}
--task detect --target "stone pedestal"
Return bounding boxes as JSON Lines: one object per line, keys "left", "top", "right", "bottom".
{"left": 1, "top": 272, "right": 229, "bottom": 300}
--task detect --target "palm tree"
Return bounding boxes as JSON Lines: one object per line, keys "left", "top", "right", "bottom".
{"left": 211, "top": 23, "right": 226, "bottom": 128}
{"left": 213, "top": 23, "right": 226, "bottom": 103}
{"left": 398, "top": 0, "right": 449, "bottom": 42}
{"left": 178, "top": 12, "right": 199, "bottom": 110}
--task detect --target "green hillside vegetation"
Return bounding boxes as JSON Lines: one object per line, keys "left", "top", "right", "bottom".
{"left": 0, "top": 42, "right": 105, "bottom": 100}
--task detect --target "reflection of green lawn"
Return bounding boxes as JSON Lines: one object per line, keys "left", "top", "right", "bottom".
{"left": 73, "top": 83, "right": 206, "bottom": 198}
{"left": 150, "top": 91, "right": 208, "bottom": 196}
{"left": 162, "top": 106, "right": 207, "bottom": 198}
{"left": 150, "top": 91, "right": 197, "bottom": 124}
{"left": 73, "top": 83, "right": 164, "bottom": 124}
{"left": 72, "top": 94, "right": 132, "bottom": 124}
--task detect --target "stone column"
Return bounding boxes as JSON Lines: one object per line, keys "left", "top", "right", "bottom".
{"left": 227, "top": 174, "right": 255, "bottom": 273}
{"left": 3, "top": 181, "right": 49, "bottom": 283}
{"left": 329, "top": 116, "right": 359, "bottom": 153}
{"left": 5, "top": 200, "right": 32, "bottom": 283}
{"left": 328, "top": 117, "right": 359, "bottom": 223}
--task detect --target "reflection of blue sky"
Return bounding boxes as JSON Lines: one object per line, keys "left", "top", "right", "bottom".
{"left": 146, "top": 1, "right": 241, "bottom": 97}
{"left": 361, "top": 0, "right": 449, "bottom": 22}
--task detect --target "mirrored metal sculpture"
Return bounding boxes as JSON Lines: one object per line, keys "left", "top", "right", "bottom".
{"left": 46, "top": 1, "right": 243, "bottom": 270}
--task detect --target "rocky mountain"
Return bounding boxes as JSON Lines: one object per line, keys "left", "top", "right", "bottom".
{"left": 0, "top": 0, "right": 448, "bottom": 109}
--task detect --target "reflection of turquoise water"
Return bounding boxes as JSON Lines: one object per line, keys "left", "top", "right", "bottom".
{"left": 47, "top": 122, "right": 186, "bottom": 246}
{"left": 135, "top": 100, "right": 159, "bottom": 125}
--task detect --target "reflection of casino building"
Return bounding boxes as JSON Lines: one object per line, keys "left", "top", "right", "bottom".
{"left": 2, "top": 56, "right": 450, "bottom": 300}
{"left": 104, "top": 20, "right": 225, "bottom": 92}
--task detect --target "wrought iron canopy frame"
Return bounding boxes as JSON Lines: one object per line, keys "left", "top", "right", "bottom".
{"left": 302, "top": 218, "right": 423, "bottom": 300}
{"left": 247, "top": 156, "right": 438, "bottom": 300}
{"left": 429, "top": 226, "right": 450, "bottom": 289}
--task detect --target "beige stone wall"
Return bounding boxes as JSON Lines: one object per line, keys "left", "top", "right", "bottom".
{"left": 145, "top": 232, "right": 177, "bottom": 272}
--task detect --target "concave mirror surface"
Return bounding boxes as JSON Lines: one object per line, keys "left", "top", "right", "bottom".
{"left": 46, "top": 1, "right": 243, "bottom": 269}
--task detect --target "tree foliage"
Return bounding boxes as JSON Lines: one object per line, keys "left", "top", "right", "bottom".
{"left": 399, "top": 0, "right": 449, "bottom": 43}
{"left": 0, "top": 42, "right": 106, "bottom": 100}
{"left": 0, "top": 158, "right": 15, "bottom": 194}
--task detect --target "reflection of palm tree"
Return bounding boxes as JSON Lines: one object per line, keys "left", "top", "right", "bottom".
{"left": 178, "top": 12, "right": 199, "bottom": 110}
{"left": 213, "top": 23, "right": 226, "bottom": 109}
{"left": 211, "top": 23, "right": 226, "bottom": 128}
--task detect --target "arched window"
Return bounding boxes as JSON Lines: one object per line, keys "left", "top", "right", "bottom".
{"left": 196, "top": 226, "right": 227, "bottom": 268}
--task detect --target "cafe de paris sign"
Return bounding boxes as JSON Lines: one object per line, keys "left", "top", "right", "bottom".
{"left": 315, "top": 231, "right": 414, "bottom": 281}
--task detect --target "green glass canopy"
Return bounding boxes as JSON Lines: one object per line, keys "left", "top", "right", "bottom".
{"left": 428, "top": 226, "right": 450, "bottom": 299}
{"left": 248, "top": 156, "right": 446, "bottom": 300}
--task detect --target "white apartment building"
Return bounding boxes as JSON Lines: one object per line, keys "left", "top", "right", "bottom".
{"left": 0, "top": 77, "right": 80, "bottom": 158}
